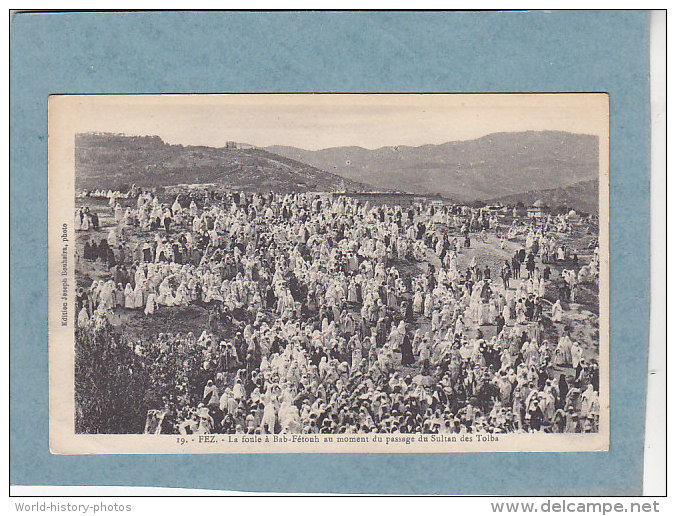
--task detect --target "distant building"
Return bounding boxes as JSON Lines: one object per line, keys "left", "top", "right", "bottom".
{"left": 566, "top": 209, "right": 584, "bottom": 222}
{"left": 527, "top": 199, "right": 550, "bottom": 218}
{"left": 224, "top": 141, "right": 256, "bottom": 149}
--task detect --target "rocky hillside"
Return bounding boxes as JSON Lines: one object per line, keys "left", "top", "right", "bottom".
{"left": 75, "top": 133, "right": 369, "bottom": 194}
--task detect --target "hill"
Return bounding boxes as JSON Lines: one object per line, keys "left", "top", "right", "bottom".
{"left": 74, "top": 133, "right": 369, "bottom": 193}
{"left": 487, "top": 179, "right": 599, "bottom": 214}
{"left": 267, "top": 131, "right": 599, "bottom": 202}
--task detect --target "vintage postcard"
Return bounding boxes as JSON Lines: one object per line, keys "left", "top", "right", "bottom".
{"left": 49, "top": 94, "right": 609, "bottom": 454}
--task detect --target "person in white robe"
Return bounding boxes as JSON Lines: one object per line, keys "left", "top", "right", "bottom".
{"left": 551, "top": 300, "right": 563, "bottom": 323}
{"left": 99, "top": 280, "right": 116, "bottom": 310}
{"left": 108, "top": 228, "right": 118, "bottom": 247}
{"left": 174, "top": 283, "right": 189, "bottom": 306}
{"left": 77, "top": 307, "right": 89, "bottom": 328}
{"left": 261, "top": 390, "right": 278, "bottom": 434}
{"left": 131, "top": 283, "right": 144, "bottom": 309}
{"left": 555, "top": 334, "right": 573, "bottom": 366}
{"left": 157, "top": 277, "right": 176, "bottom": 306}
{"left": 144, "top": 292, "right": 158, "bottom": 315}
{"left": 124, "top": 283, "right": 134, "bottom": 309}
{"left": 571, "top": 341, "right": 584, "bottom": 369}
{"left": 413, "top": 290, "right": 424, "bottom": 314}
{"left": 114, "top": 203, "right": 124, "bottom": 223}
{"left": 579, "top": 384, "right": 599, "bottom": 418}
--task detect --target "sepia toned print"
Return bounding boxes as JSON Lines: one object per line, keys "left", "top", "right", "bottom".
{"left": 49, "top": 94, "right": 609, "bottom": 453}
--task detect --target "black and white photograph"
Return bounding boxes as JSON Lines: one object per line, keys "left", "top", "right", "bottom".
{"left": 48, "top": 94, "right": 609, "bottom": 453}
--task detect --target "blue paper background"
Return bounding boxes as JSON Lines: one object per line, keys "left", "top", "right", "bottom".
{"left": 10, "top": 10, "right": 650, "bottom": 495}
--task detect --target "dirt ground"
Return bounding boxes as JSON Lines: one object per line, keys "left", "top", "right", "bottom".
{"left": 435, "top": 221, "right": 600, "bottom": 377}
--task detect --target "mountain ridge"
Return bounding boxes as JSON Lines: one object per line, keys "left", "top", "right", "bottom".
{"left": 267, "top": 130, "right": 599, "bottom": 202}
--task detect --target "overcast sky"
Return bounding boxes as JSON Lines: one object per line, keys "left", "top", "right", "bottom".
{"left": 54, "top": 94, "right": 608, "bottom": 150}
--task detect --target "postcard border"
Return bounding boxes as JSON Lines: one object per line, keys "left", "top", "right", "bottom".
{"left": 10, "top": 10, "right": 650, "bottom": 495}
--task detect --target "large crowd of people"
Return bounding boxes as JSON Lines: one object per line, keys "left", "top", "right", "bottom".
{"left": 74, "top": 188, "right": 601, "bottom": 436}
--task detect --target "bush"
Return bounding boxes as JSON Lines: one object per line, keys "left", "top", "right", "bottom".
{"left": 74, "top": 319, "right": 207, "bottom": 434}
